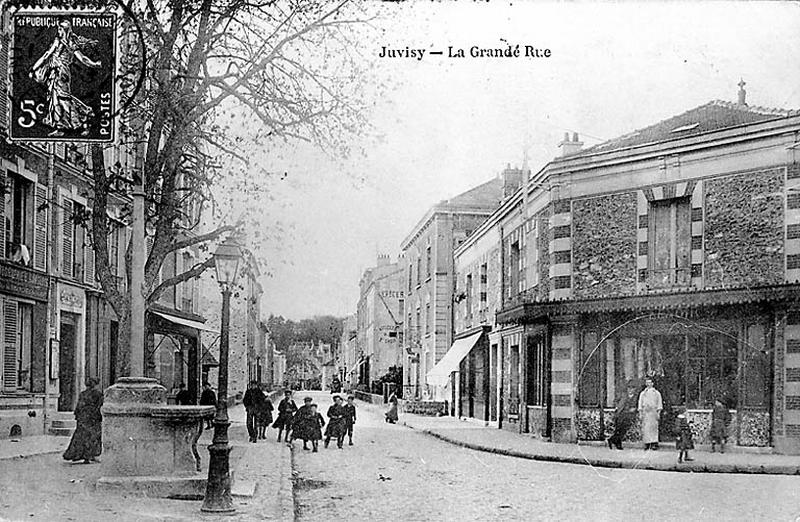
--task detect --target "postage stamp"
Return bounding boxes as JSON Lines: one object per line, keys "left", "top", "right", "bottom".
{"left": 9, "top": 9, "right": 117, "bottom": 143}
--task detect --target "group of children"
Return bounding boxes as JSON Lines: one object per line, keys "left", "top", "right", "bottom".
{"left": 273, "top": 391, "right": 358, "bottom": 452}
{"left": 674, "top": 399, "right": 731, "bottom": 463}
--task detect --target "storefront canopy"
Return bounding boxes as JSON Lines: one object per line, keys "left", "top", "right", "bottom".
{"left": 152, "top": 310, "right": 218, "bottom": 333}
{"left": 426, "top": 331, "right": 483, "bottom": 387}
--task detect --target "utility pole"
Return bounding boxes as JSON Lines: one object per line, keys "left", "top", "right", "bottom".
{"left": 129, "top": 174, "right": 145, "bottom": 376}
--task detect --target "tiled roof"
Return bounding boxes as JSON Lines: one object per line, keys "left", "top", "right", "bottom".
{"left": 444, "top": 177, "right": 504, "bottom": 208}
{"left": 577, "top": 100, "right": 798, "bottom": 156}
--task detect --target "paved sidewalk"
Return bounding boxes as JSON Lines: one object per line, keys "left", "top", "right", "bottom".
{"left": 0, "top": 433, "right": 69, "bottom": 461}
{"left": 357, "top": 400, "right": 800, "bottom": 475}
{"left": 0, "top": 404, "right": 294, "bottom": 521}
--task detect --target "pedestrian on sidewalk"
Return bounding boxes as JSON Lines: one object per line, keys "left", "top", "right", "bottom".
{"left": 63, "top": 377, "right": 103, "bottom": 464}
{"left": 608, "top": 383, "right": 638, "bottom": 450}
{"left": 675, "top": 408, "right": 694, "bottom": 463}
{"left": 343, "top": 395, "right": 357, "bottom": 446}
{"left": 257, "top": 384, "right": 274, "bottom": 440}
{"left": 324, "top": 395, "right": 348, "bottom": 449}
{"left": 200, "top": 382, "right": 217, "bottom": 429}
{"left": 638, "top": 377, "right": 662, "bottom": 450}
{"left": 385, "top": 391, "right": 399, "bottom": 424}
{"left": 273, "top": 390, "right": 298, "bottom": 443}
{"left": 710, "top": 399, "right": 731, "bottom": 453}
{"left": 243, "top": 381, "right": 265, "bottom": 443}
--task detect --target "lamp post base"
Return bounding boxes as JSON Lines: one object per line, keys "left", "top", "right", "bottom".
{"left": 200, "top": 419, "right": 235, "bottom": 514}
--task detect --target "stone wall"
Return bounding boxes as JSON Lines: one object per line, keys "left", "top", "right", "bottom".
{"left": 704, "top": 170, "right": 784, "bottom": 288}
{"left": 572, "top": 193, "right": 637, "bottom": 299}
{"left": 536, "top": 208, "right": 550, "bottom": 301}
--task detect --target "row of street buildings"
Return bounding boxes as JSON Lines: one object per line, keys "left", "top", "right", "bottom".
{"left": 0, "top": 111, "right": 284, "bottom": 440}
{"left": 342, "top": 84, "right": 800, "bottom": 453}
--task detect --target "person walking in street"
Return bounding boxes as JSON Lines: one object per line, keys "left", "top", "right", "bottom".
{"left": 711, "top": 399, "right": 731, "bottom": 453}
{"left": 243, "top": 381, "right": 265, "bottom": 443}
{"left": 324, "top": 395, "right": 348, "bottom": 449}
{"left": 273, "top": 390, "right": 298, "bottom": 442}
{"left": 385, "top": 391, "right": 399, "bottom": 424}
{"left": 607, "top": 383, "right": 638, "bottom": 450}
{"left": 291, "top": 397, "right": 324, "bottom": 451}
{"left": 638, "top": 376, "right": 663, "bottom": 450}
{"left": 176, "top": 383, "right": 194, "bottom": 405}
{"left": 63, "top": 377, "right": 103, "bottom": 464}
{"left": 199, "top": 382, "right": 217, "bottom": 429}
{"left": 343, "top": 395, "right": 357, "bottom": 446}
{"left": 256, "top": 384, "right": 274, "bottom": 440}
{"left": 675, "top": 408, "right": 694, "bottom": 463}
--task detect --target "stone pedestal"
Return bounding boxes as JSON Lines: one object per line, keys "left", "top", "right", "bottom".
{"left": 97, "top": 377, "right": 215, "bottom": 498}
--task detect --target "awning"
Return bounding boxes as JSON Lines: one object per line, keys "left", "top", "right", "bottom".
{"left": 426, "top": 331, "right": 483, "bottom": 387}
{"left": 152, "top": 311, "right": 218, "bottom": 333}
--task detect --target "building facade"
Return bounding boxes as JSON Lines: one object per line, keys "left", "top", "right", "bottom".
{"left": 200, "top": 251, "right": 264, "bottom": 398}
{"left": 476, "top": 89, "right": 800, "bottom": 453}
{"left": 340, "top": 314, "right": 358, "bottom": 388}
{"left": 355, "top": 255, "right": 403, "bottom": 391}
{"left": 401, "top": 175, "right": 511, "bottom": 400}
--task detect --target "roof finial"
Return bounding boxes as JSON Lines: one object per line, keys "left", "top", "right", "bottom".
{"left": 738, "top": 78, "right": 747, "bottom": 106}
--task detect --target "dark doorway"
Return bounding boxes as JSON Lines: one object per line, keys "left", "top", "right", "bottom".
{"left": 58, "top": 314, "right": 78, "bottom": 411}
{"left": 490, "top": 343, "right": 498, "bottom": 422}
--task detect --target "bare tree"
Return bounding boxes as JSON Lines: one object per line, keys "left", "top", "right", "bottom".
{"left": 86, "top": 0, "right": 375, "bottom": 376}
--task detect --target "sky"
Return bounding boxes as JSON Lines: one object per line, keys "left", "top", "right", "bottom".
{"left": 248, "top": 1, "right": 800, "bottom": 321}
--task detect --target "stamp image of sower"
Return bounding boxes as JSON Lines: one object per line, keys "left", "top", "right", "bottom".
{"left": 10, "top": 10, "right": 117, "bottom": 142}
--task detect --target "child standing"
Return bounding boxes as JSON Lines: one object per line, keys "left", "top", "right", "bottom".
{"left": 675, "top": 409, "right": 694, "bottom": 463}
{"left": 710, "top": 399, "right": 731, "bottom": 453}
{"left": 343, "top": 396, "right": 357, "bottom": 446}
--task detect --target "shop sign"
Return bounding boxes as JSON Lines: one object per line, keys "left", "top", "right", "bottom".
{"left": 0, "top": 262, "right": 48, "bottom": 301}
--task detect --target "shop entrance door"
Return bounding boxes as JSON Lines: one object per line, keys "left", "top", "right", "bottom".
{"left": 58, "top": 314, "right": 78, "bottom": 411}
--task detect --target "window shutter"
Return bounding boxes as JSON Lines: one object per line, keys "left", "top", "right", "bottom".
{"left": 84, "top": 227, "right": 95, "bottom": 285}
{"left": 61, "top": 194, "right": 74, "bottom": 278}
{"left": 0, "top": 170, "right": 5, "bottom": 259}
{"left": 0, "top": 29, "right": 8, "bottom": 130}
{"left": 2, "top": 298, "right": 19, "bottom": 392}
{"left": 33, "top": 184, "right": 48, "bottom": 271}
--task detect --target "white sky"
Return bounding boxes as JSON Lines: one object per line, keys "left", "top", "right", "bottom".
{"left": 250, "top": 1, "right": 800, "bottom": 320}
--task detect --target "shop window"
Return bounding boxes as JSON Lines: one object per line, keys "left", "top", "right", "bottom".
{"left": 508, "top": 344, "right": 520, "bottom": 416}
{"left": 649, "top": 197, "right": 691, "bottom": 287}
{"left": 579, "top": 331, "right": 602, "bottom": 407}
{"left": 526, "top": 336, "right": 546, "bottom": 406}
{"left": 743, "top": 324, "right": 769, "bottom": 408}
{"left": 686, "top": 333, "right": 737, "bottom": 409}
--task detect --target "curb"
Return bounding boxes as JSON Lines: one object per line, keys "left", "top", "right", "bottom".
{"left": 404, "top": 423, "right": 800, "bottom": 476}
{"left": 279, "top": 441, "right": 296, "bottom": 521}
{"left": 0, "top": 448, "right": 64, "bottom": 461}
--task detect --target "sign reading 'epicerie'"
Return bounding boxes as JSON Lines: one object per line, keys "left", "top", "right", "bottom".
{"left": 10, "top": 11, "right": 116, "bottom": 143}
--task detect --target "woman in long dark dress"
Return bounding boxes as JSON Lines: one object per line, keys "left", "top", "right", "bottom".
{"left": 324, "top": 395, "right": 348, "bottom": 449}
{"left": 63, "top": 378, "right": 103, "bottom": 463}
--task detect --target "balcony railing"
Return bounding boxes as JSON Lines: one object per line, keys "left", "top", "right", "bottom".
{"left": 648, "top": 267, "right": 691, "bottom": 289}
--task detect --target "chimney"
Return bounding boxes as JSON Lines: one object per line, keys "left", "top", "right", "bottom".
{"left": 738, "top": 79, "right": 747, "bottom": 106}
{"left": 501, "top": 165, "right": 523, "bottom": 199}
{"left": 558, "top": 132, "right": 583, "bottom": 157}
{"left": 377, "top": 253, "right": 390, "bottom": 267}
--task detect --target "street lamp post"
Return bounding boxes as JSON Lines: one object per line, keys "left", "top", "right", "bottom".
{"left": 201, "top": 237, "right": 242, "bottom": 514}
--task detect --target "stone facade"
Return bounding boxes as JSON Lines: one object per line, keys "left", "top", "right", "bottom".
{"left": 704, "top": 170, "right": 785, "bottom": 288}
{"left": 572, "top": 193, "right": 637, "bottom": 298}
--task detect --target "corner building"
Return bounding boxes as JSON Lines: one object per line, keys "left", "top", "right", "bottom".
{"left": 466, "top": 89, "right": 800, "bottom": 453}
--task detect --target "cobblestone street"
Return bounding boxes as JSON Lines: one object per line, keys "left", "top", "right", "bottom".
{"left": 293, "top": 393, "right": 800, "bottom": 521}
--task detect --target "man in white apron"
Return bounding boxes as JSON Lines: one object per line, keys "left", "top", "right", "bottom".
{"left": 637, "top": 377, "right": 663, "bottom": 450}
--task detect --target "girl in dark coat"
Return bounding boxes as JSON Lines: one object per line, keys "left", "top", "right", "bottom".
{"left": 272, "top": 390, "right": 298, "bottom": 442}
{"left": 291, "top": 398, "right": 325, "bottom": 452}
{"left": 675, "top": 409, "right": 694, "bottom": 463}
{"left": 710, "top": 400, "right": 731, "bottom": 453}
{"left": 63, "top": 378, "right": 103, "bottom": 463}
{"left": 324, "top": 395, "right": 348, "bottom": 449}
{"left": 385, "top": 392, "right": 399, "bottom": 424}
{"left": 256, "top": 386, "right": 274, "bottom": 440}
